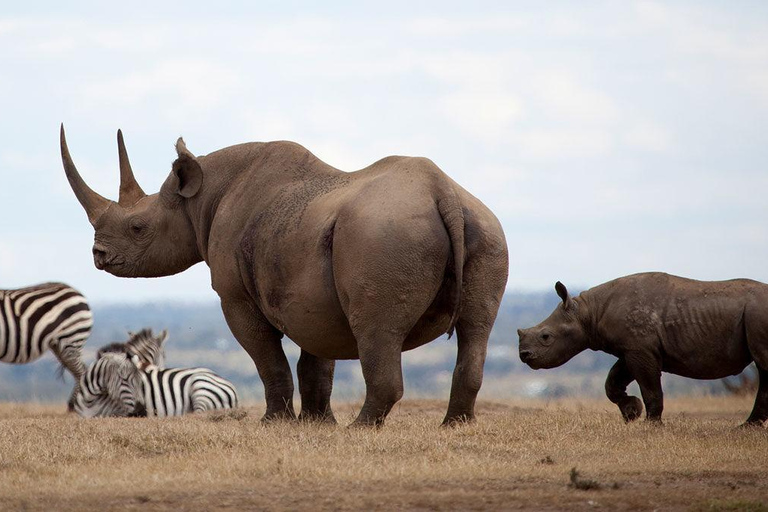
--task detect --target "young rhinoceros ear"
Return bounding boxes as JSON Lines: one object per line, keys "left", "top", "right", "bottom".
{"left": 555, "top": 281, "right": 574, "bottom": 311}
{"left": 172, "top": 138, "right": 203, "bottom": 198}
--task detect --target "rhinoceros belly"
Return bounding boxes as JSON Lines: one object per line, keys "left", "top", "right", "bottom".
{"left": 660, "top": 305, "right": 752, "bottom": 379}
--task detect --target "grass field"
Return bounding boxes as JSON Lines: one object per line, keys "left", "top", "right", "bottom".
{"left": 0, "top": 396, "right": 766, "bottom": 511}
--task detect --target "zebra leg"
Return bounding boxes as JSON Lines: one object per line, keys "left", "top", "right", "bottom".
{"left": 297, "top": 350, "right": 336, "bottom": 424}
{"left": 51, "top": 344, "right": 85, "bottom": 412}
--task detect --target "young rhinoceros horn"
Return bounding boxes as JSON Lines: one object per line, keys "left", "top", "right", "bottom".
{"left": 60, "top": 124, "right": 111, "bottom": 225}
{"left": 117, "top": 129, "right": 146, "bottom": 207}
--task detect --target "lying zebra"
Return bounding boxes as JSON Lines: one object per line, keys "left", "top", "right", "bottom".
{"left": 1, "top": 282, "right": 92, "bottom": 410}
{"left": 96, "top": 328, "right": 168, "bottom": 369}
{"left": 74, "top": 352, "right": 239, "bottom": 418}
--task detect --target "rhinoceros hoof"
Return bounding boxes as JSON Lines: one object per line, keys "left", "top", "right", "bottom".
{"left": 619, "top": 397, "right": 643, "bottom": 422}
{"left": 737, "top": 420, "right": 765, "bottom": 430}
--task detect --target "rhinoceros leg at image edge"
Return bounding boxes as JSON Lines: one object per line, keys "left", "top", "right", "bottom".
{"left": 743, "top": 310, "right": 768, "bottom": 426}
{"left": 221, "top": 298, "right": 297, "bottom": 421}
{"left": 297, "top": 350, "right": 336, "bottom": 423}
{"left": 624, "top": 349, "right": 664, "bottom": 422}
{"left": 604, "top": 359, "right": 644, "bottom": 422}
{"left": 743, "top": 366, "right": 768, "bottom": 427}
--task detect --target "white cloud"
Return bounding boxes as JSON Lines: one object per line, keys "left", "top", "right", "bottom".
{"left": 515, "top": 128, "right": 614, "bottom": 162}
{"left": 404, "top": 17, "right": 528, "bottom": 37}
{"left": 622, "top": 120, "right": 672, "bottom": 153}
{"left": 438, "top": 92, "right": 523, "bottom": 140}
{"left": 532, "top": 71, "right": 620, "bottom": 125}
{"left": 79, "top": 59, "right": 240, "bottom": 112}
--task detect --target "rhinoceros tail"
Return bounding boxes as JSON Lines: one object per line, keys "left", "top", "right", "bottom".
{"left": 436, "top": 182, "right": 465, "bottom": 339}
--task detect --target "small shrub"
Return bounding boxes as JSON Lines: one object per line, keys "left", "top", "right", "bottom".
{"left": 569, "top": 467, "right": 601, "bottom": 491}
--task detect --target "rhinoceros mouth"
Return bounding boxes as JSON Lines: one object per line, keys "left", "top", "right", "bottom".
{"left": 96, "top": 256, "right": 126, "bottom": 272}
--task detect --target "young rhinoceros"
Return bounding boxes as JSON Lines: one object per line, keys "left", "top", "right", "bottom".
{"left": 517, "top": 272, "right": 768, "bottom": 426}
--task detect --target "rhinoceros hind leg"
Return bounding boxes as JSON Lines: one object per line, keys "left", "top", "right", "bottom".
{"left": 442, "top": 249, "right": 507, "bottom": 427}
{"left": 743, "top": 366, "right": 768, "bottom": 427}
{"left": 441, "top": 321, "right": 489, "bottom": 426}
{"left": 350, "top": 335, "right": 404, "bottom": 427}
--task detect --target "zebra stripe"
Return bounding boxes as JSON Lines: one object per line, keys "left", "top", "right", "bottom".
{"left": 0, "top": 282, "right": 92, "bottom": 410}
{"left": 75, "top": 352, "right": 238, "bottom": 418}
{"left": 0, "top": 283, "right": 91, "bottom": 366}
{"left": 74, "top": 354, "right": 139, "bottom": 418}
{"left": 140, "top": 366, "right": 239, "bottom": 416}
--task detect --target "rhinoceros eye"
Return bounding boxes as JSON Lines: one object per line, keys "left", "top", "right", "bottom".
{"left": 542, "top": 334, "right": 550, "bottom": 341}
{"left": 128, "top": 218, "right": 148, "bottom": 237}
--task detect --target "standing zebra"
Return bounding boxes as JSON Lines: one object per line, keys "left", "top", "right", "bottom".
{"left": 1, "top": 282, "right": 92, "bottom": 409}
{"left": 96, "top": 328, "right": 167, "bottom": 369}
{"left": 75, "top": 352, "right": 239, "bottom": 418}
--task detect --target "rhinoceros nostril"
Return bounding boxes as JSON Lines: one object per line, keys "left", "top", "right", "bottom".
{"left": 519, "top": 350, "right": 534, "bottom": 362}
{"left": 92, "top": 245, "right": 108, "bottom": 269}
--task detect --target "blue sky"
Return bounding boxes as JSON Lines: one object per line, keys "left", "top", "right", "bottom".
{"left": 1, "top": 2, "right": 767, "bottom": 302}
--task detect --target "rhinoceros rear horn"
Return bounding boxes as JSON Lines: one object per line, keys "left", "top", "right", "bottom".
{"left": 117, "top": 129, "right": 146, "bottom": 207}
{"left": 60, "top": 124, "right": 111, "bottom": 225}
{"left": 555, "top": 281, "right": 573, "bottom": 310}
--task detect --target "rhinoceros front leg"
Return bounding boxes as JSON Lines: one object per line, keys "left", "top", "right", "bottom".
{"left": 605, "top": 359, "right": 643, "bottom": 422}
{"left": 624, "top": 350, "right": 664, "bottom": 422}
{"left": 743, "top": 366, "right": 768, "bottom": 426}
{"left": 297, "top": 349, "right": 336, "bottom": 424}
{"left": 221, "top": 299, "right": 296, "bottom": 421}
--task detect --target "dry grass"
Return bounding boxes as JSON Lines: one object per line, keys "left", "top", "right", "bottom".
{"left": 0, "top": 396, "right": 767, "bottom": 511}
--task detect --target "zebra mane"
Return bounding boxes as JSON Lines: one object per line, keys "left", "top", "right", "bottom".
{"left": 96, "top": 328, "right": 168, "bottom": 369}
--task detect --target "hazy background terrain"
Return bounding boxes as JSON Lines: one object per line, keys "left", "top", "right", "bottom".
{"left": 0, "top": 290, "right": 733, "bottom": 404}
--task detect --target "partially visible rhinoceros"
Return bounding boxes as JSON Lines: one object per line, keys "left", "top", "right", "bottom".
{"left": 60, "top": 126, "right": 508, "bottom": 427}
{"left": 518, "top": 272, "right": 768, "bottom": 426}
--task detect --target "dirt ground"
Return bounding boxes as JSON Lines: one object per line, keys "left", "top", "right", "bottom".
{"left": 0, "top": 396, "right": 766, "bottom": 511}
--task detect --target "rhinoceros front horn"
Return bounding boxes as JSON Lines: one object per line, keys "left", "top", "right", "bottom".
{"left": 60, "top": 124, "right": 111, "bottom": 225}
{"left": 117, "top": 129, "right": 146, "bottom": 207}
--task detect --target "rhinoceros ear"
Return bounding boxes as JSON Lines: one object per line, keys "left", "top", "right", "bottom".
{"left": 555, "top": 281, "right": 574, "bottom": 310}
{"left": 172, "top": 137, "right": 203, "bottom": 198}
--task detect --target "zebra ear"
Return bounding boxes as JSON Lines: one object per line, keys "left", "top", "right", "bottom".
{"left": 158, "top": 329, "right": 169, "bottom": 346}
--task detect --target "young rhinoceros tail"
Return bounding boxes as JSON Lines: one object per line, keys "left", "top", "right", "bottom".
{"left": 436, "top": 181, "right": 465, "bottom": 338}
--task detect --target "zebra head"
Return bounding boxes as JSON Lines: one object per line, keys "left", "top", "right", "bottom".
{"left": 96, "top": 328, "right": 168, "bottom": 369}
{"left": 60, "top": 126, "right": 202, "bottom": 278}
{"left": 74, "top": 353, "right": 143, "bottom": 418}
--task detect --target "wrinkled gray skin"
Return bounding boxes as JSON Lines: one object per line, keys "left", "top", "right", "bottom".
{"left": 60, "top": 126, "right": 508, "bottom": 427}
{"left": 518, "top": 273, "right": 768, "bottom": 426}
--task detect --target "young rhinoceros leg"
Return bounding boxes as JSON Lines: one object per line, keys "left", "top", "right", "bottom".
{"left": 605, "top": 359, "right": 643, "bottom": 422}
{"left": 624, "top": 350, "right": 664, "bottom": 423}
{"left": 743, "top": 366, "right": 768, "bottom": 427}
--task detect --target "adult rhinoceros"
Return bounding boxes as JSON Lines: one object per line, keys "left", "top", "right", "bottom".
{"left": 60, "top": 126, "right": 508, "bottom": 427}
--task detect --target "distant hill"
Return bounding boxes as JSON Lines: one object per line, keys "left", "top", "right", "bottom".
{"left": 0, "top": 292, "right": 730, "bottom": 404}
